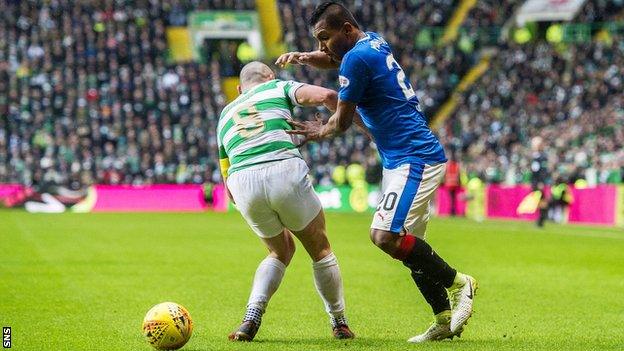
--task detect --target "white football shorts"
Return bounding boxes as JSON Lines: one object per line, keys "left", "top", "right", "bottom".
{"left": 371, "top": 162, "right": 446, "bottom": 238}
{"left": 227, "top": 157, "right": 322, "bottom": 238}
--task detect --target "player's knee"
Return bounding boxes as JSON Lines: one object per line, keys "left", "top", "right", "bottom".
{"left": 273, "top": 249, "right": 294, "bottom": 267}
{"left": 369, "top": 228, "right": 400, "bottom": 256}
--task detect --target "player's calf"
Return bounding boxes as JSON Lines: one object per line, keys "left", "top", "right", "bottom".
{"left": 390, "top": 232, "right": 457, "bottom": 289}
{"left": 293, "top": 212, "right": 355, "bottom": 340}
{"left": 312, "top": 252, "right": 355, "bottom": 340}
{"left": 409, "top": 269, "right": 451, "bottom": 316}
{"left": 372, "top": 229, "right": 479, "bottom": 339}
{"left": 229, "top": 255, "right": 287, "bottom": 342}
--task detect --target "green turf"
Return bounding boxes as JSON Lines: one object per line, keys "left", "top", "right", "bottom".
{"left": 1, "top": 210, "right": 623, "bottom": 351}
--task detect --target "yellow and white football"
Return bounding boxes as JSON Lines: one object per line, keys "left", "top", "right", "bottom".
{"left": 142, "top": 302, "right": 193, "bottom": 350}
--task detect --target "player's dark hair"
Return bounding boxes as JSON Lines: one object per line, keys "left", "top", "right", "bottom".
{"left": 309, "top": 1, "right": 359, "bottom": 30}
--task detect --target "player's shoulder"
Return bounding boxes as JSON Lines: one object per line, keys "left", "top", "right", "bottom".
{"left": 219, "top": 93, "right": 246, "bottom": 124}
{"left": 273, "top": 79, "right": 304, "bottom": 93}
{"left": 275, "top": 79, "right": 302, "bottom": 88}
{"left": 344, "top": 32, "right": 388, "bottom": 64}
{"left": 220, "top": 97, "right": 239, "bottom": 120}
{"left": 363, "top": 32, "right": 389, "bottom": 49}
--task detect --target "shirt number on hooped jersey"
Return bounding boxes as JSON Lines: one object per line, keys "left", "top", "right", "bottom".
{"left": 386, "top": 54, "right": 416, "bottom": 100}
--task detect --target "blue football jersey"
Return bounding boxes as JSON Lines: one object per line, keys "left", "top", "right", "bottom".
{"left": 338, "top": 32, "right": 447, "bottom": 169}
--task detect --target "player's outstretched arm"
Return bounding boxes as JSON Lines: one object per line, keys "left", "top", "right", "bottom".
{"left": 294, "top": 85, "right": 372, "bottom": 140}
{"left": 275, "top": 51, "right": 340, "bottom": 69}
{"left": 287, "top": 99, "right": 356, "bottom": 142}
{"left": 322, "top": 99, "right": 356, "bottom": 136}
{"left": 294, "top": 84, "right": 338, "bottom": 111}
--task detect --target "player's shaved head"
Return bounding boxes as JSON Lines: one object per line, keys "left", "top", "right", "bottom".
{"left": 309, "top": 1, "right": 359, "bottom": 30}
{"left": 239, "top": 61, "right": 275, "bottom": 92}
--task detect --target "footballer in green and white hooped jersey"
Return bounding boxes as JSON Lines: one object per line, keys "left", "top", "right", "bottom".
{"left": 219, "top": 62, "right": 355, "bottom": 342}
{"left": 217, "top": 77, "right": 320, "bottom": 236}
{"left": 217, "top": 78, "right": 304, "bottom": 177}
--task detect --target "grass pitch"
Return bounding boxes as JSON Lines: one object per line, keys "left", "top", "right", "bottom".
{"left": 1, "top": 210, "right": 623, "bottom": 351}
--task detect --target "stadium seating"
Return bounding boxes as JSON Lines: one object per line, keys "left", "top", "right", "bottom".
{"left": 0, "top": 1, "right": 228, "bottom": 188}
{"left": 1, "top": 0, "right": 622, "bottom": 189}
{"left": 441, "top": 38, "right": 624, "bottom": 185}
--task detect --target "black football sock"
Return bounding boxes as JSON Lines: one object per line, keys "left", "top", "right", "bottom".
{"left": 402, "top": 238, "right": 457, "bottom": 289}
{"left": 409, "top": 268, "right": 451, "bottom": 315}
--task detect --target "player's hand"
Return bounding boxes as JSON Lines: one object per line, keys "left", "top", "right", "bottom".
{"left": 275, "top": 52, "right": 310, "bottom": 68}
{"left": 287, "top": 114, "right": 326, "bottom": 146}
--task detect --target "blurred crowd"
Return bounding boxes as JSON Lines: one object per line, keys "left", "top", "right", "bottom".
{"left": 576, "top": 0, "right": 624, "bottom": 22}
{"left": 1, "top": 0, "right": 623, "bottom": 189}
{"left": 465, "top": 0, "right": 521, "bottom": 28}
{"left": 466, "top": 0, "right": 624, "bottom": 27}
{"left": 0, "top": 0, "right": 232, "bottom": 189}
{"left": 441, "top": 39, "right": 624, "bottom": 185}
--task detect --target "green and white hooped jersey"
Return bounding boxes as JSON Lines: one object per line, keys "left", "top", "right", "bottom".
{"left": 217, "top": 79, "right": 305, "bottom": 176}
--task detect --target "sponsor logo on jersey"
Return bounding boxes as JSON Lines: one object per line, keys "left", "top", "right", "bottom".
{"left": 339, "top": 75, "right": 350, "bottom": 88}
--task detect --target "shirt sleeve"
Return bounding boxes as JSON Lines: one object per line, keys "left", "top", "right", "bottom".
{"left": 217, "top": 122, "right": 230, "bottom": 180}
{"left": 338, "top": 52, "right": 370, "bottom": 104}
{"left": 282, "top": 80, "right": 306, "bottom": 107}
{"left": 219, "top": 145, "right": 230, "bottom": 181}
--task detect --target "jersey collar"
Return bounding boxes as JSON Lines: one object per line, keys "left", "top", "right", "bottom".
{"left": 356, "top": 33, "right": 370, "bottom": 43}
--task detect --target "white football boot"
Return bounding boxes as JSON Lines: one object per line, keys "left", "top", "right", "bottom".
{"left": 448, "top": 273, "right": 478, "bottom": 333}
{"left": 408, "top": 311, "right": 462, "bottom": 343}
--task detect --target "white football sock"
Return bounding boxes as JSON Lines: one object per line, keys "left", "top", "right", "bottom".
{"left": 246, "top": 256, "right": 286, "bottom": 315}
{"left": 312, "top": 252, "right": 346, "bottom": 321}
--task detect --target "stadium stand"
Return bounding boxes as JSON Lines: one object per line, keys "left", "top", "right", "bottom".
{"left": 441, "top": 38, "right": 624, "bottom": 185}
{"left": 464, "top": 0, "right": 522, "bottom": 28}
{"left": 1, "top": 0, "right": 623, "bottom": 190}
{"left": 0, "top": 0, "right": 230, "bottom": 188}
{"left": 576, "top": 0, "right": 624, "bottom": 22}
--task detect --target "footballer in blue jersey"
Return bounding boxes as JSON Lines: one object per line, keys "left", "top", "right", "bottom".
{"left": 276, "top": 1, "right": 477, "bottom": 343}
{"left": 338, "top": 31, "right": 447, "bottom": 169}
